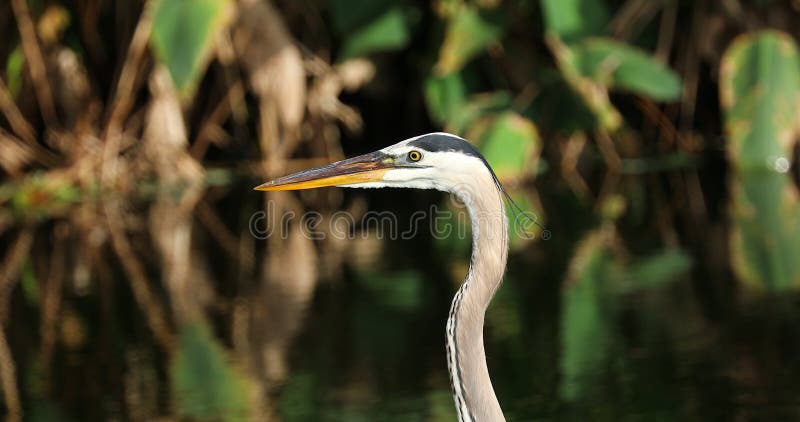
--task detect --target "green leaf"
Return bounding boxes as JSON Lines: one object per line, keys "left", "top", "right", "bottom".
{"left": 569, "top": 38, "right": 683, "bottom": 101}
{"left": 528, "top": 69, "right": 599, "bottom": 132}
{"left": 541, "top": 0, "right": 609, "bottom": 43}
{"left": 435, "top": 6, "right": 504, "bottom": 75}
{"left": 340, "top": 7, "right": 411, "bottom": 59}
{"left": 447, "top": 91, "right": 513, "bottom": 134}
{"left": 150, "top": 0, "right": 230, "bottom": 94}
{"left": 547, "top": 36, "right": 622, "bottom": 131}
{"left": 424, "top": 72, "right": 468, "bottom": 125}
{"left": 172, "top": 322, "right": 252, "bottom": 420}
{"left": 720, "top": 31, "right": 800, "bottom": 292}
{"left": 477, "top": 111, "right": 541, "bottom": 179}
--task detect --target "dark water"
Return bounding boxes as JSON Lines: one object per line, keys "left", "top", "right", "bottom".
{"left": 262, "top": 188, "right": 800, "bottom": 422}
{"left": 11, "top": 185, "right": 800, "bottom": 421}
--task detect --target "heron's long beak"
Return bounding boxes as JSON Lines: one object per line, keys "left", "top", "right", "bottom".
{"left": 255, "top": 151, "right": 395, "bottom": 191}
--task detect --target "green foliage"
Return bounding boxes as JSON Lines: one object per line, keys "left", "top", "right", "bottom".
{"left": 171, "top": 322, "right": 252, "bottom": 420}
{"left": 5, "top": 174, "right": 81, "bottom": 221}
{"left": 548, "top": 36, "right": 623, "bottom": 131}
{"left": 549, "top": 35, "right": 683, "bottom": 132}
{"left": 477, "top": 111, "right": 541, "bottom": 179}
{"left": 340, "top": 7, "right": 412, "bottom": 59}
{"left": 150, "top": 0, "right": 230, "bottom": 94}
{"left": 541, "top": 0, "right": 610, "bottom": 43}
{"left": 447, "top": 91, "right": 513, "bottom": 134}
{"left": 720, "top": 31, "right": 800, "bottom": 292}
{"left": 423, "top": 72, "right": 468, "bottom": 125}
{"left": 436, "top": 6, "right": 504, "bottom": 75}
{"left": 568, "top": 38, "right": 683, "bottom": 101}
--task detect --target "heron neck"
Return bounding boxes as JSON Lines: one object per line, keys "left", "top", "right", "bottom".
{"left": 446, "top": 183, "right": 508, "bottom": 422}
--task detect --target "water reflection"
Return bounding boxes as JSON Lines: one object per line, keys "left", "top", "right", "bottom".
{"left": 5, "top": 184, "right": 800, "bottom": 421}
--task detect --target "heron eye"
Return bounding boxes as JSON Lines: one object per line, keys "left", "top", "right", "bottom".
{"left": 408, "top": 150, "right": 422, "bottom": 162}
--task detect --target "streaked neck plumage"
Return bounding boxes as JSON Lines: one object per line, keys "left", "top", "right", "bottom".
{"left": 446, "top": 170, "right": 508, "bottom": 422}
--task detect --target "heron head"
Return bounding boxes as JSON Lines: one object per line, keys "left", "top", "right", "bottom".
{"left": 254, "top": 133, "right": 494, "bottom": 195}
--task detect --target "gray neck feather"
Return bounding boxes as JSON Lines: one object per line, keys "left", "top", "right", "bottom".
{"left": 446, "top": 174, "right": 508, "bottom": 422}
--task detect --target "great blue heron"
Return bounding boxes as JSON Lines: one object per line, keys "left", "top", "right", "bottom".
{"left": 256, "top": 132, "right": 515, "bottom": 421}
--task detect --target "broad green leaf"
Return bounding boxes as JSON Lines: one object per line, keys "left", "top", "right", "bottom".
{"left": 477, "top": 111, "right": 541, "bottom": 179}
{"left": 569, "top": 38, "right": 683, "bottom": 101}
{"left": 340, "top": 7, "right": 411, "bottom": 59}
{"left": 424, "top": 72, "right": 468, "bottom": 125}
{"left": 720, "top": 31, "right": 800, "bottom": 292}
{"left": 447, "top": 91, "right": 513, "bottom": 134}
{"left": 547, "top": 35, "right": 622, "bottom": 131}
{"left": 528, "top": 69, "right": 599, "bottom": 132}
{"left": 541, "top": 0, "right": 609, "bottom": 43}
{"left": 436, "top": 6, "right": 504, "bottom": 75}
{"left": 172, "top": 322, "right": 252, "bottom": 420}
{"left": 150, "top": 0, "right": 230, "bottom": 94}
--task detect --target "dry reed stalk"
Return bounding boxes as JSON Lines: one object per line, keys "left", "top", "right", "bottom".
{"left": 195, "top": 201, "right": 255, "bottom": 270}
{"left": 10, "top": 0, "right": 57, "bottom": 126}
{"left": 0, "top": 78, "right": 36, "bottom": 145}
{"left": 105, "top": 203, "right": 175, "bottom": 350}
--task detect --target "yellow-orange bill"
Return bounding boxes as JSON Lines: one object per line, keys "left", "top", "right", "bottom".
{"left": 254, "top": 151, "right": 393, "bottom": 191}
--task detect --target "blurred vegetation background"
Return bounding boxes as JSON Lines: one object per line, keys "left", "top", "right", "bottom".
{"left": 1, "top": 0, "right": 800, "bottom": 420}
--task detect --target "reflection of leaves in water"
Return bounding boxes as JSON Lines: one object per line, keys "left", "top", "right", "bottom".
{"left": 486, "top": 278, "right": 524, "bottom": 342}
{"left": 560, "top": 232, "right": 617, "bottom": 402}
{"left": 620, "top": 249, "right": 692, "bottom": 293}
{"left": 352, "top": 270, "right": 431, "bottom": 364}
{"left": 171, "top": 322, "right": 252, "bottom": 421}
{"left": 355, "top": 270, "right": 426, "bottom": 313}
{"left": 279, "top": 372, "right": 317, "bottom": 421}
{"left": 560, "top": 230, "right": 692, "bottom": 402}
